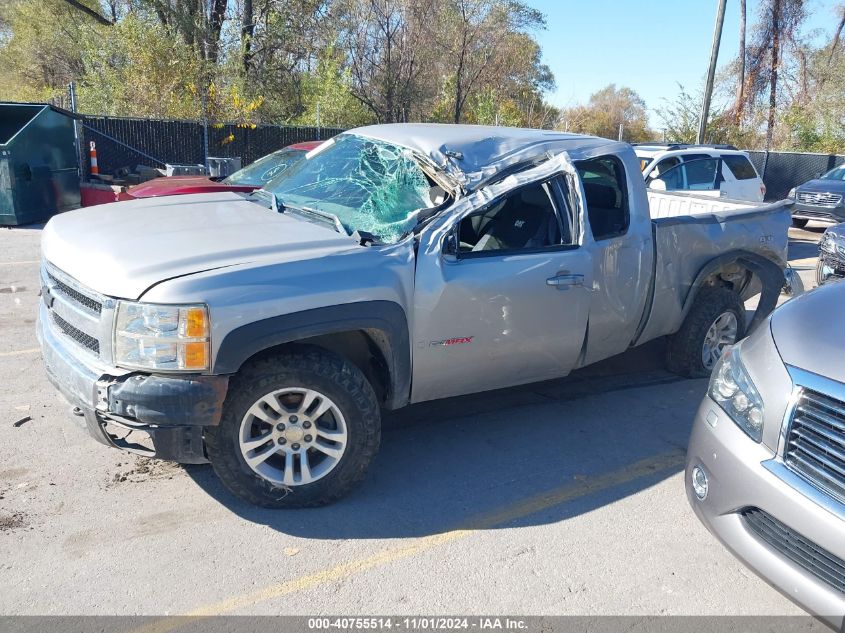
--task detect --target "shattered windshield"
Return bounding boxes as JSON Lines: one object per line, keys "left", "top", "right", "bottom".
{"left": 264, "top": 134, "right": 434, "bottom": 243}
{"left": 223, "top": 148, "right": 307, "bottom": 186}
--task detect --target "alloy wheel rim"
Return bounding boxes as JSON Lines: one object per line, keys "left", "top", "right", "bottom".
{"left": 701, "top": 311, "right": 738, "bottom": 371}
{"left": 238, "top": 387, "right": 348, "bottom": 486}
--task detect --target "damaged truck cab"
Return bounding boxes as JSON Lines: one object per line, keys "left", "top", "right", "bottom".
{"left": 37, "top": 124, "right": 793, "bottom": 507}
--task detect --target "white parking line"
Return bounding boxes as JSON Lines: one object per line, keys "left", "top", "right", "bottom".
{"left": 0, "top": 260, "right": 39, "bottom": 266}
{"left": 0, "top": 348, "right": 40, "bottom": 357}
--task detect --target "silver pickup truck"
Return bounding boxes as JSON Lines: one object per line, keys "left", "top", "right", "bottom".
{"left": 37, "top": 124, "right": 793, "bottom": 507}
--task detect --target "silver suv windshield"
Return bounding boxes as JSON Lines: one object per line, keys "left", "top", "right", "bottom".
{"left": 263, "top": 134, "right": 434, "bottom": 243}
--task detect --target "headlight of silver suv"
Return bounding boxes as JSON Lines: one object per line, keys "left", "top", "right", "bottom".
{"left": 708, "top": 345, "right": 764, "bottom": 442}
{"left": 114, "top": 302, "right": 209, "bottom": 371}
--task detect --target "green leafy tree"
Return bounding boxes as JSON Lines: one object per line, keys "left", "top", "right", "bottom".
{"left": 561, "top": 85, "right": 653, "bottom": 142}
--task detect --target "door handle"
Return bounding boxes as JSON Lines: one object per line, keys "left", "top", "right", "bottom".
{"left": 546, "top": 273, "right": 584, "bottom": 288}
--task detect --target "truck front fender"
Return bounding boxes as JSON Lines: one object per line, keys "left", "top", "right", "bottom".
{"left": 213, "top": 301, "right": 411, "bottom": 409}
{"left": 683, "top": 251, "right": 785, "bottom": 333}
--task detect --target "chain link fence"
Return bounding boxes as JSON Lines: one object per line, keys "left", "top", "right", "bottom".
{"left": 78, "top": 115, "right": 345, "bottom": 179}
{"left": 747, "top": 150, "right": 845, "bottom": 201}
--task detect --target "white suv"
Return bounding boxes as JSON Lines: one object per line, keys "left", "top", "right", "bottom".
{"left": 634, "top": 144, "right": 766, "bottom": 202}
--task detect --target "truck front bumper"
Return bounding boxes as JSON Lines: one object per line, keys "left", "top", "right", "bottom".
{"left": 37, "top": 302, "right": 228, "bottom": 463}
{"left": 686, "top": 396, "right": 845, "bottom": 628}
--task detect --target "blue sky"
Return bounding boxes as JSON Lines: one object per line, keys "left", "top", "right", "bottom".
{"left": 529, "top": 0, "right": 842, "bottom": 126}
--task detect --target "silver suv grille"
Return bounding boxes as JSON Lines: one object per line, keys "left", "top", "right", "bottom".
{"left": 785, "top": 389, "right": 845, "bottom": 505}
{"left": 41, "top": 262, "right": 107, "bottom": 359}
{"left": 742, "top": 508, "right": 845, "bottom": 595}
{"left": 796, "top": 191, "right": 843, "bottom": 207}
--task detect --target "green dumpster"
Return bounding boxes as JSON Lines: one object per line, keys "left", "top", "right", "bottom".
{"left": 0, "top": 103, "right": 81, "bottom": 225}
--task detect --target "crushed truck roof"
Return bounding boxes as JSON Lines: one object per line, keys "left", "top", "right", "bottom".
{"left": 349, "top": 123, "right": 619, "bottom": 190}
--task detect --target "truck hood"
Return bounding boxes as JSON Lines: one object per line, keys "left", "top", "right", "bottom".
{"left": 770, "top": 283, "right": 845, "bottom": 384}
{"left": 42, "top": 192, "right": 358, "bottom": 299}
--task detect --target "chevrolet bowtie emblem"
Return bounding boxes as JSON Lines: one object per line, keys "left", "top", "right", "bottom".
{"left": 42, "top": 285, "right": 55, "bottom": 309}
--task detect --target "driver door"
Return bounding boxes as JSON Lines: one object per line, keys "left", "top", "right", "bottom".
{"left": 411, "top": 155, "right": 592, "bottom": 403}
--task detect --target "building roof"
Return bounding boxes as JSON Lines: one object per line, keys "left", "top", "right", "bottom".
{"left": 349, "top": 123, "right": 617, "bottom": 190}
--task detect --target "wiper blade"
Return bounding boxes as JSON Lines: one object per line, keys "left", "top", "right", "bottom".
{"left": 249, "top": 189, "right": 277, "bottom": 209}
{"left": 284, "top": 203, "right": 349, "bottom": 237}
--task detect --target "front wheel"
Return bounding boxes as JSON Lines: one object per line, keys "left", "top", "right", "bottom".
{"left": 666, "top": 286, "right": 745, "bottom": 378}
{"left": 205, "top": 347, "right": 381, "bottom": 508}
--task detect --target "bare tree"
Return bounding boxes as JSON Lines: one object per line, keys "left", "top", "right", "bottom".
{"left": 739, "top": 0, "right": 805, "bottom": 149}
{"left": 340, "top": 0, "right": 437, "bottom": 122}
{"left": 143, "top": 0, "right": 228, "bottom": 62}
{"left": 828, "top": 4, "right": 845, "bottom": 65}
{"left": 57, "top": 0, "right": 114, "bottom": 25}
{"left": 242, "top": 0, "right": 254, "bottom": 71}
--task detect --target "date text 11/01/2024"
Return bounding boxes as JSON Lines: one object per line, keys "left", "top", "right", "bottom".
{"left": 307, "top": 618, "right": 528, "bottom": 630}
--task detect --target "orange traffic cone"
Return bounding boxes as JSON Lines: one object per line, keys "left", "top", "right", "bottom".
{"left": 89, "top": 141, "right": 99, "bottom": 177}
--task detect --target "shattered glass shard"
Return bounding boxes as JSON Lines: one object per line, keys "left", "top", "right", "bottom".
{"left": 266, "top": 134, "right": 434, "bottom": 243}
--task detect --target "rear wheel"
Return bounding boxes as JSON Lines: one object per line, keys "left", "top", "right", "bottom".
{"left": 666, "top": 286, "right": 745, "bottom": 378}
{"left": 791, "top": 217, "right": 809, "bottom": 228}
{"left": 206, "top": 347, "right": 381, "bottom": 508}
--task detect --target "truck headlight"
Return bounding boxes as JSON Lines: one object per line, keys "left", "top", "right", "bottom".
{"left": 787, "top": 187, "right": 796, "bottom": 200}
{"left": 114, "top": 302, "right": 209, "bottom": 371}
{"left": 708, "top": 346, "right": 764, "bottom": 442}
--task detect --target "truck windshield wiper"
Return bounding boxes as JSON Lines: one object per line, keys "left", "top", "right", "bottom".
{"left": 281, "top": 200, "right": 350, "bottom": 237}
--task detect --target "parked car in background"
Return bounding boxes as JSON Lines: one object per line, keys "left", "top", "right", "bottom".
{"left": 634, "top": 143, "right": 765, "bottom": 202}
{"left": 788, "top": 163, "right": 845, "bottom": 228}
{"left": 122, "top": 141, "right": 321, "bottom": 199}
{"left": 686, "top": 282, "right": 845, "bottom": 629}
{"left": 817, "top": 223, "right": 845, "bottom": 285}
{"left": 37, "top": 124, "right": 793, "bottom": 508}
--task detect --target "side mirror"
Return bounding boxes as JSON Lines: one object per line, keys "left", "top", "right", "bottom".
{"left": 648, "top": 178, "right": 667, "bottom": 191}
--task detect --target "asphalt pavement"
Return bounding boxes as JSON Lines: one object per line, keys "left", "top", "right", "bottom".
{"left": 0, "top": 221, "right": 824, "bottom": 618}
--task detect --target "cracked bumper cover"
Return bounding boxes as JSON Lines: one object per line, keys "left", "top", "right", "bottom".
{"left": 37, "top": 307, "right": 228, "bottom": 464}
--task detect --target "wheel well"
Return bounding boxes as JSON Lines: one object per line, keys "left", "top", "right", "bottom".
{"left": 699, "top": 262, "right": 756, "bottom": 298}
{"left": 240, "top": 330, "right": 392, "bottom": 404}
{"left": 689, "top": 253, "right": 784, "bottom": 333}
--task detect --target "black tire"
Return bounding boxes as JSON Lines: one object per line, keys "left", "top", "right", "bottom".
{"left": 205, "top": 346, "right": 381, "bottom": 508}
{"left": 791, "top": 217, "right": 809, "bottom": 228}
{"left": 816, "top": 259, "right": 827, "bottom": 287}
{"left": 666, "top": 286, "right": 745, "bottom": 379}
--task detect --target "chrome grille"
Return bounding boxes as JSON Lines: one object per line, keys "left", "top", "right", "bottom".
{"left": 46, "top": 270, "right": 102, "bottom": 314}
{"left": 52, "top": 312, "right": 100, "bottom": 354}
{"left": 743, "top": 508, "right": 845, "bottom": 594}
{"left": 41, "top": 262, "right": 107, "bottom": 359}
{"left": 785, "top": 389, "right": 845, "bottom": 505}
{"left": 797, "top": 191, "right": 843, "bottom": 207}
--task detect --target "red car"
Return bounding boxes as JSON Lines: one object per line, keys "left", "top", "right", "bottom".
{"left": 123, "top": 141, "right": 322, "bottom": 199}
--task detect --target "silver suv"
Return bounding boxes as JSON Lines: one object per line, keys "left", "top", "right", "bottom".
{"left": 686, "top": 282, "right": 845, "bottom": 628}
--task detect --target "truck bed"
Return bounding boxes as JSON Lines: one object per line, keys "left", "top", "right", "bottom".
{"left": 636, "top": 191, "right": 792, "bottom": 345}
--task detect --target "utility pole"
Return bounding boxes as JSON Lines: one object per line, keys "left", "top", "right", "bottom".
{"left": 698, "top": 0, "right": 727, "bottom": 144}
